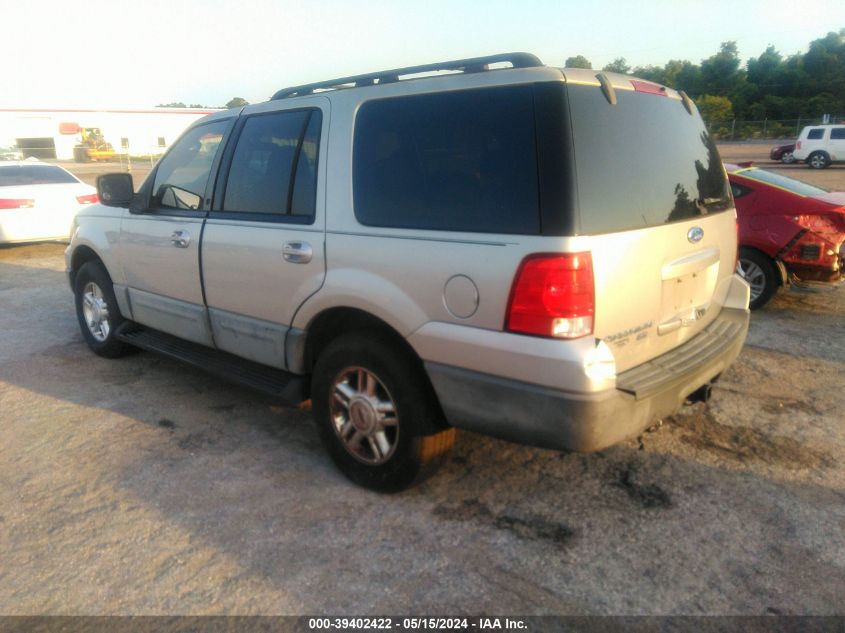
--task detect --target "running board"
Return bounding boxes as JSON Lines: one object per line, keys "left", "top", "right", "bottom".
{"left": 116, "top": 324, "right": 306, "bottom": 403}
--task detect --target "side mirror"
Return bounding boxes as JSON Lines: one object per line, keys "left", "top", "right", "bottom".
{"left": 96, "top": 173, "right": 134, "bottom": 207}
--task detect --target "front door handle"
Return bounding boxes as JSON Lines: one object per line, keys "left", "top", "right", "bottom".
{"left": 171, "top": 230, "right": 191, "bottom": 248}
{"left": 283, "top": 241, "right": 312, "bottom": 264}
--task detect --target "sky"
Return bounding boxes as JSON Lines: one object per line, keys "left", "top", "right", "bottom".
{"left": 3, "top": 0, "right": 844, "bottom": 109}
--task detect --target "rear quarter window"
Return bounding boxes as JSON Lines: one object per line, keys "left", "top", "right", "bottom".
{"left": 807, "top": 128, "right": 825, "bottom": 140}
{"left": 353, "top": 85, "right": 540, "bottom": 235}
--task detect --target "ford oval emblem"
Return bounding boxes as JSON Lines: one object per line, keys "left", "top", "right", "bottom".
{"left": 687, "top": 227, "right": 704, "bottom": 243}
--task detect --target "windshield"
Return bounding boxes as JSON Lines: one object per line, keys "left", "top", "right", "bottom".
{"left": 737, "top": 167, "right": 828, "bottom": 196}
{"left": 0, "top": 165, "right": 78, "bottom": 187}
{"left": 566, "top": 83, "right": 732, "bottom": 235}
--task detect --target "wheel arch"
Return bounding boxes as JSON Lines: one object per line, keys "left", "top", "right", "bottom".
{"left": 299, "top": 306, "right": 448, "bottom": 432}
{"left": 69, "top": 245, "right": 106, "bottom": 288}
{"left": 807, "top": 150, "right": 831, "bottom": 168}
{"left": 739, "top": 245, "right": 787, "bottom": 287}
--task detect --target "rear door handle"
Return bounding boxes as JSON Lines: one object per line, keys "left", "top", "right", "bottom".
{"left": 283, "top": 241, "right": 312, "bottom": 264}
{"left": 170, "top": 230, "right": 191, "bottom": 248}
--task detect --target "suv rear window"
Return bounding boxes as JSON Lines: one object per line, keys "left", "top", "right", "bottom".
{"left": 567, "top": 84, "right": 732, "bottom": 234}
{"left": 807, "top": 128, "right": 825, "bottom": 140}
{"left": 353, "top": 85, "right": 540, "bottom": 234}
{"left": 0, "top": 165, "right": 78, "bottom": 186}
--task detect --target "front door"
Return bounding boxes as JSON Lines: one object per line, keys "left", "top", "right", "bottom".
{"left": 200, "top": 100, "right": 328, "bottom": 369}
{"left": 119, "top": 118, "right": 233, "bottom": 345}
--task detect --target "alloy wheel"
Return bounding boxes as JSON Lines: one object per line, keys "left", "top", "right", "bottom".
{"left": 81, "top": 281, "right": 111, "bottom": 342}
{"left": 330, "top": 366, "right": 399, "bottom": 465}
{"left": 738, "top": 258, "right": 765, "bottom": 302}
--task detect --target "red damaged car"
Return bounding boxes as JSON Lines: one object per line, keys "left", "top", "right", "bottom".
{"left": 726, "top": 163, "right": 845, "bottom": 309}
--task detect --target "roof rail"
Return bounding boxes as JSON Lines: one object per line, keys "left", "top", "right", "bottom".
{"left": 271, "top": 52, "right": 543, "bottom": 100}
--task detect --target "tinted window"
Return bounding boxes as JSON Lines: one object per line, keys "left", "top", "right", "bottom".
{"left": 291, "top": 112, "right": 321, "bottom": 216}
{"left": 0, "top": 165, "right": 78, "bottom": 186}
{"left": 223, "top": 109, "right": 320, "bottom": 216}
{"left": 807, "top": 128, "right": 825, "bottom": 140}
{"left": 152, "top": 122, "right": 227, "bottom": 210}
{"left": 831, "top": 128, "right": 845, "bottom": 140}
{"left": 738, "top": 168, "right": 828, "bottom": 196}
{"left": 567, "top": 85, "right": 732, "bottom": 234}
{"left": 353, "top": 86, "right": 540, "bottom": 234}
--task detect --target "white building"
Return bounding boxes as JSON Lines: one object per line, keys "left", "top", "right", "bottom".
{"left": 0, "top": 107, "right": 221, "bottom": 160}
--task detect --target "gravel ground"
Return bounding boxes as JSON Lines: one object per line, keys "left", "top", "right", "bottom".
{"left": 1, "top": 150, "right": 844, "bottom": 616}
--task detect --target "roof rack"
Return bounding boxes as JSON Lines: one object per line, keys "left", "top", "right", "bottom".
{"left": 271, "top": 52, "right": 543, "bottom": 100}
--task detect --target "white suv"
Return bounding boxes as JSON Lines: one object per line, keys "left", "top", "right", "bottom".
{"left": 793, "top": 124, "right": 845, "bottom": 169}
{"left": 66, "top": 53, "right": 750, "bottom": 490}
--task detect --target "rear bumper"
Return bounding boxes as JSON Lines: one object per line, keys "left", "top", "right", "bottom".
{"left": 426, "top": 306, "right": 749, "bottom": 452}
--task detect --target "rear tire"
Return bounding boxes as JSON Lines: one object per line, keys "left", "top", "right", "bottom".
{"left": 74, "top": 261, "right": 134, "bottom": 358}
{"left": 780, "top": 151, "right": 795, "bottom": 164}
{"left": 738, "top": 248, "right": 779, "bottom": 310}
{"left": 311, "top": 331, "right": 454, "bottom": 492}
{"left": 807, "top": 151, "right": 830, "bottom": 169}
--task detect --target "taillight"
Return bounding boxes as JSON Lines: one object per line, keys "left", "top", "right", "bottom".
{"left": 506, "top": 253, "right": 594, "bottom": 339}
{"left": 76, "top": 193, "right": 98, "bottom": 204}
{"left": 796, "top": 141, "right": 802, "bottom": 150}
{"left": 0, "top": 198, "right": 34, "bottom": 209}
{"left": 630, "top": 79, "right": 667, "bottom": 96}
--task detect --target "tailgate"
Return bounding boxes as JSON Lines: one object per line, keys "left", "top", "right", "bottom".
{"left": 590, "top": 211, "right": 737, "bottom": 373}
{"left": 563, "top": 74, "right": 736, "bottom": 372}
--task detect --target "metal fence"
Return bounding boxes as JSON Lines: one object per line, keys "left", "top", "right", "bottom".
{"left": 705, "top": 116, "right": 844, "bottom": 141}
{"left": 5, "top": 143, "right": 168, "bottom": 173}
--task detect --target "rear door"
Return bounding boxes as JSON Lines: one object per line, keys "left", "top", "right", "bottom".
{"left": 830, "top": 127, "right": 845, "bottom": 161}
{"left": 564, "top": 79, "right": 738, "bottom": 373}
{"left": 119, "top": 118, "right": 233, "bottom": 345}
{"left": 200, "top": 99, "right": 328, "bottom": 369}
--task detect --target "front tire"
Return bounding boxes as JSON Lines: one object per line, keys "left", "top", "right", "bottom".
{"left": 74, "top": 261, "right": 134, "bottom": 358}
{"left": 807, "top": 151, "right": 830, "bottom": 169}
{"left": 311, "top": 331, "right": 455, "bottom": 492}
{"left": 738, "top": 248, "right": 779, "bottom": 310}
{"left": 781, "top": 151, "right": 795, "bottom": 164}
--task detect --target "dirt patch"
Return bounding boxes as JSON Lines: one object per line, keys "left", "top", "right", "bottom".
{"left": 210, "top": 403, "right": 236, "bottom": 413}
{"left": 433, "top": 499, "right": 575, "bottom": 546}
{"left": 760, "top": 399, "right": 821, "bottom": 416}
{"left": 671, "top": 407, "right": 831, "bottom": 470}
{"left": 614, "top": 463, "right": 673, "bottom": 509}
{"left": 176, "top": 432, "right": 217, "bottom": 451}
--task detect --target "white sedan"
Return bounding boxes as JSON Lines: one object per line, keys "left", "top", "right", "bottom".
{"left": 0, "top": 161, "right": 98, "bottom": 244}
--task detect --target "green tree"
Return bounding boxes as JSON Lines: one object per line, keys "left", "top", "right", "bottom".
{"left": 565, "top": 55, "right": 592, "bottom": 69}
{"left": 631, "top": 64, "right": 665, "bottom": 84}
{"left": 226, "top": 97, "right": 250, "bottom": 109}
{"left": 156, "top": 102, "right": 186, "bottom": 108}
{"left": 699, "top": 42, "right": 742, "bottom": 97}
{"left": 696, "top": 95, "right": 734, "bottom": 124}
{"left": 602, "top": 57, "right": 631, "bottom": 74}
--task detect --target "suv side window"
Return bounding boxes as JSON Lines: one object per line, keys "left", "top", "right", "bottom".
{"left": 222, "top": 109, "right": 321, "bottom": 219}
{"left": 151, "top": 121, "right": 228, "bottom": 211}
{"left": 353, "top": 85, "right": 540, "bottom": 234}
{"left": 807, "top": 128, "right": 825, "bottom": 140}
{"left": 831, "top": 128, "right": 845, "bottom": 140}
